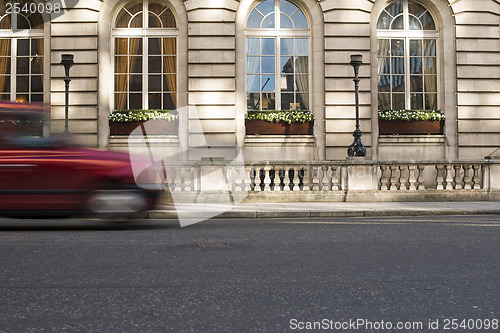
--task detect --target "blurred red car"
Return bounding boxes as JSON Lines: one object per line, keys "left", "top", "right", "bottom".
{"left": 0, "top": 101, "right": 160, "bottom": 218}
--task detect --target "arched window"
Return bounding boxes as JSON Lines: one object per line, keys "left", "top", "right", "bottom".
{"left": 113, "top": 0, "right": 177, "bottom": 110}
{"left": 0, "top": 1, "right": 44, "bottom": 103}
{"left": 377, "top": 0, "right": 438, "bottom": 111}
{"left": 246, "top": 0, "right": 309, "bottom": 111}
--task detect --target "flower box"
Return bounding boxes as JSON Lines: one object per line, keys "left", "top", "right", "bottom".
{"left": 109, "top": 119, "right": 178, "bottom": 135}
{"left": 378, "top": 120, "right": 444, "bottom": 135}
{"left": 245, "top": 119, "right": 313, "bottom": 135}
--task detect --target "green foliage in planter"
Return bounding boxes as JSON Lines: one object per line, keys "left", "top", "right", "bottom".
{"left": 109, "top": 110, "right": 179, "bottom": 123}
{"left": 378, "top": 110, "right": 445, "bottom": 122}
{"left": 246, "top": 110, "right": 314, "bottom": 124}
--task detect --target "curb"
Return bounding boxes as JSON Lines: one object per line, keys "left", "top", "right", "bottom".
{"left": 147, "top": 209, "right": 500, "bottom": 220}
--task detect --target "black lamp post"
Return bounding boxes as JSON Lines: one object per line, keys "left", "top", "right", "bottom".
{"left": 347, "top": 54, "right": 367, "bottom": 157}
{"left": 60, "top": 54, "right": 74, "bottom": 134}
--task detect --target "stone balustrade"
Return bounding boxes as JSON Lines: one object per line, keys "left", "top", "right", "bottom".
{"left": 158, "top": 159, "right": 500, "bottom": 202}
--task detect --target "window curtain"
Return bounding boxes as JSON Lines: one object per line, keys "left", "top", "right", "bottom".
{"left": 163, "top": 37, "right": 176, "bottom": 109}
{"left": 114, "top": 38, "right": 128, "bottom": 110}
{"left": 294, "top": 56, "right": 309, "bottom": 109}
{"left": 0, "top": 39, "right": 10, "bottom": 95}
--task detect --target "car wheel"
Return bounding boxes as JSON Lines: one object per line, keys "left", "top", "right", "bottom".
{"left": 86, "top": 188, "right": 149, "bottom": 220}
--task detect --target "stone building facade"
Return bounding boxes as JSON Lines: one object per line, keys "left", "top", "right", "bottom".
{"left": 1, "top": 0, "right": 499, "bottom": 161}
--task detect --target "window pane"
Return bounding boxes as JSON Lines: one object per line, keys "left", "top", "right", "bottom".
{"left": 17, "top": 40, "right": 29, "bottom": 56}
{"left": 115, "top": 56, "right": 128, "bottom": 73}
{"left": 149, "top": 56, "right": 161, "bottom": 73}
{"left": 261, "top": 75, "right": 275, "bottom": 92}
{"left": 247, "top": 75, "right": 260, "bottom": 91}
{"left": 378, "top": 76, "right": 390, "bottom": 92}
{"left": 31, "top": 39, "right": 43, "bottom": 56}
{"left": 392, "top": 57, "right": 405, "bottom": 75}
{"left": 149, "top": 75, "right": 161, "bottom": 91}
{"left": 115, "top": 9, "right": 131, "bottom": 28}
{"left": 410, "top": 75, "right": 423, "bottom": 92}
{"left": 377, "top": 12, "right": 391, "bottom": 29}
{"left": 421, "top": 12, "right": 435, "bottom": 30}
{"left": 0, "top": 39, "right": 11, "bottom": 56}
{"left": 386, "top": 1, "right": 403, "bottom": 17}
{"left": 291, "top": 10, "right": 307, "bottom": 29}
{"left": 377, "top": 40, "right": 390, "bottom": 56}
{"left": 115, "top": 39, "right": 128, "bottom": 55}
{"left": 409, "top": 2, "right": 426, "bottom": 17}
{"left": 0, "top": 76, "right": 10, "bottom": 92}
{"left": 411, "top": 93, "right": 423, "bottom": 109}
{"left": 262, "top": 38, "right": 275, "bottom": 55}
{"left": 163, "top": 56, "right": 176, "bottom": 74}
{"left": 129, "top": 56, "right": 142, "bottom": 73}
{"left": 247, "top": 10, "right": 263, "bottom": 29}
{"left": 0, "top": 94, "right": 9, "bottom": 100}
{"left": 296, "top": 92, "right": 308, "bottom": 110}
{"left": 410, "top": 40, "right": 422, "bottom": 56}
{"left": 247, "top": 56, "right": 260, "bottom": 73}
{"left": 16, "top": 94, "right": 28, "bottom": 103}
{"left": 149, "top": 93, "right": 161, "bottom": 109}
{"left": 247, "top": 92, "right": 260, "bottom": 110}
{"left": 0, "top": 15, "right": 12, "bottom": 29}
{"left": 17, "top": 16, "right": 29, "bottom": 30}
{"left": 424, "top": 58, "right": 436, "bottom": 74}
{"left": 424, "top": 76, "right": 437, "bottom": 93}
{"left": 295, "top": 56, "right": 308, "bottom": 73}
{"left": 115, "top": 75, "right": 128, "bottom": 91}
{"left": 17, "top": 57, "right": 29, "bottom": 75}
{"left": 378, "top": 93, "right": 391, "bottom": 110}
{"left": 281, "top": 75, "right": 294, "bottom": 91}
{"left": 247, "top": 38, "right": 260, "bottom": 55}
{"left": 261, "top": 93, "right": 275, "bottom": 110}
{"left": 281, "top": 93, "right": 294, "bottom": 110}
{"left": 409, "top": 16, "right": 422, "bottom": 30}
{"left": 391, "top": 39, "right": 404, "bottom": 56}
{"left": 129, "top": 38, "right": 143, "bottom": 55}
{"left": 163, "top": 74, "right": 176, "bottom": 92}
{"left": 423, "top": 40, "right": 436, "bottom": 56}
{"left": 281, "top": 57, "right": 293, "bottom": 74}
{"left": 378, "top": 58, "right": 390, "bottom": 74}
{"left": 16, "top": 76, "right": 29, "bottom": 92}
{"left": 296, "top": 39, "right": 308, "bottom": 56}
{"left": 148, "top": 13, "right": 161, "bottom": 28}
{"left": 129, "top": 93, "right": 142, "bottom": 109}
{"left": 129, "top": 13, "right": 143, "bottom": 28}
{"left": 392, "top": 76, "right": 405, "bottom": 92}
{"left": 256, "top": 0, "right": 274, "bottom": 16}
{"left": 163, "top": 92, "right": 176, "bottom": 109}
{"left": 280, "top": 0, "right": 298, "bottom": 16}
{"left": 261, "top": 56, "right": 275, "bottom": 73}
{"left": 115, "top": 93, "right": 127, "bottom": 110}
{"left": 31, "top": 94, "right": 43, "bottom": 103}
{"left": 391, "top": 15, "right": 404, "bottom": 30}
{"left": 296, "top": 74, "right": 308, "bottom": 90}
{"left": 393, "top": 93, "right": 405, "bottom": 110}
{"left": 410, "top": 57, "right": 422, "bottom": 74}
{"left": 31, "top": 76, "right": 43, "bottom": 93}
{"left": 261, "top": 13, "right": 275, "bottom": 28}
{"left": 425, "top": 93, "right": 437, "bottom": 110}
{"left": 129, "top": 75, "right": 142, "bottom": 91}
{"left": 149, "top": 38, "right": 161, "bottom": 55}
{"left": 281, "top": 38, "right": 293, "bottom": 55}
{"left": 163, "top": 38, "right": 176, "bottom": 55}
{"left": 280, "top": 13, "right": 293, "bottom": 29}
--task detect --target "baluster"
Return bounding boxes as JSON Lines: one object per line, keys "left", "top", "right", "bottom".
{"left": 417, "top": 165, "right": 426, "bottom": 190}
{"left": 454, "top": 165, "right": 463, "bottom": 190}
{"left": 179, "top": 167, "right": 186, "bottom": 191}
{"left": 302, "top": 165, "right": 311, "bottom": 191}
{"left": 445, "top": 165, "right": 453, "bottom": 189}
{"left": 183, "top": 166, "right": 191, "bottom": 192}
{"left": 331, "top": 166, "right": 340, "bottom": 191}
{"left": 295, "top": 167, "right": 303, "bottom": 191}
{"left": 264, "top": 166, "right": 272, "bottom": 192}
{"left": 436, "top": 165, "right": 444, "bottom": 190}
{"left": 380, "top": 165, "right": 389, "bottom": 190}
{"left": 472, "top": 165, "right": 481, "bottom": 189}
{"left": 463, "top": 164, "right": 472, "bottom": 190}
{"left": 173, "top": 167, "right": 182, "bottom": 191}
{"left": 408, "top": 165, "right": 417, "bottom": 191}
{"left": 322, "top": 166, "right": 330, "bottom": 191}
{"left": 311, "top": 165, "right": 320, "bottom": 191}
{"left": 248, "top": 166, "right": 256, "bottom": 192}
{"left": 399, "top": 166, "right": 408, "bottom": 190}
{"left": 389, "top": 165, "right": 398, "bottom": 190}
{"left": 284, "top": 166, "right": 292, "bottom": 191}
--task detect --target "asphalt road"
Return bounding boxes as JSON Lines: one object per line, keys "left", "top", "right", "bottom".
{"left": 0, "top": 216, "right": 499, "bottom": 332}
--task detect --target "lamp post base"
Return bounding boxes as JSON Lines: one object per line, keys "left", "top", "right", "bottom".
{"left": 347, "top": 129, "right": 367, "bottom": 157}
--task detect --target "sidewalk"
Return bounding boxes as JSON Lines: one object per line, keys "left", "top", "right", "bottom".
{"left": 148, "top": 201, "right": 500, "bottom": 219}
